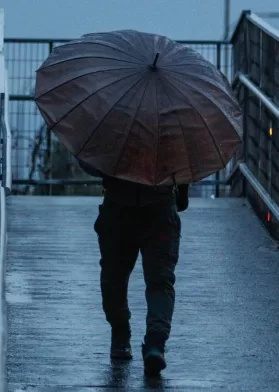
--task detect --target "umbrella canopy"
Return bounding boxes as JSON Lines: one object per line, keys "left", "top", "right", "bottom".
{"left": 35, "top": 30, "right": 242, "bottom": 186}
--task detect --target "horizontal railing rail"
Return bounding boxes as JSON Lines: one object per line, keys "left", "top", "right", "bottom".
{"left": 247, "top": 12, "right": 279, "bottom": 42}
{"left": 4, "top": 38, "right": 229, "bottom": 44}
{"left": 238, "top": 163, "right": 279, "bottom": 221}
{"left": 232, "top": 72, "right": 279, "bottom": 118}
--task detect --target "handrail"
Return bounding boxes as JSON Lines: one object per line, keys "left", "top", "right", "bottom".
{"left": 230, "top": 10, "right": 279, "bottom": 44}
{"left": 239, "top": 163, "right": 279, "bottom": 221}
{"left": 247, "top": 13, "right": 279, "bottom": 42}
{"left": 232, "top": 72, "right": 279, "bottom": 119}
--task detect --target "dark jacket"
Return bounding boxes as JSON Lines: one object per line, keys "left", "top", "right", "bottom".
{"left": 77, "top": 159, "right": 189, "bottom": 211}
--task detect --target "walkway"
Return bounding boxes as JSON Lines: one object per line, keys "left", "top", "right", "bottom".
{"left": 6, "top": 196, "right": 279, "bottom": 391}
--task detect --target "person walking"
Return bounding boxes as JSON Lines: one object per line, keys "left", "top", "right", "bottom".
{"left": 35, "top": 28, "right": 242, "bottom": 376}
{"left": 78, "top": 159, "right": 189, "bottom": 375}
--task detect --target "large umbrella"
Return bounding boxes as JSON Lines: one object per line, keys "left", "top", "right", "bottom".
{"left": 35, "top": 30, "right": 242, "bottom": 186}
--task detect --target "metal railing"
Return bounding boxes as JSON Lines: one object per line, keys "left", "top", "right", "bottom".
{"left": 3, "top": 38, "right": 232, "bottom": 197}
{"left": 230, "top": 12, "right": 279, "bottom": 239}
{"left": 0, "top": 8, "right": 11, "bottom": 392}
{"left": 231, "top": 73, "right": 279, "bottom": 223}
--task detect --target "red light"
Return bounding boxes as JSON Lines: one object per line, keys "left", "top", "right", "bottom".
{"left": 267, "top": 212, "right": 271, "bottom": 222}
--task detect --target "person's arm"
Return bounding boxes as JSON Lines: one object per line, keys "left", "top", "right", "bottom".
{"left": 175, "top": 184, "right": 189, "bottom": 212}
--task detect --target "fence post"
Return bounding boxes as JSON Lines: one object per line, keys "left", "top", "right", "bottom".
{"left": 215, "top": 42, "right": 222, "bottom": 198}
{"left": 46, "top": 41, "right": 53, "bottom": 195}
{"left": 242, "top": 17, "right": 250, "bottom": 197}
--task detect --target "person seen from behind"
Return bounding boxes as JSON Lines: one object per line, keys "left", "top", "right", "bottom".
{"left": 78, "top": 159, "right": 189, "bottom": 375}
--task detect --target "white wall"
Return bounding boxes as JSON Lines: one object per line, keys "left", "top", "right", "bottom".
{"left": 0, "top": 8, "right": 5, "bottom": 94}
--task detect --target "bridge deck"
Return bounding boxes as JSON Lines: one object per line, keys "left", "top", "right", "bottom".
{"left": 6, "top": 196, "right": 279, "bottom": 391}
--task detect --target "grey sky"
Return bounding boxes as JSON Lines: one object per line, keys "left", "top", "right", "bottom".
{"left": 0, "top": 0, "right": 278, "bottom": 40}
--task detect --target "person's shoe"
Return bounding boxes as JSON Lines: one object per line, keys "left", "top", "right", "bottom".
{"left": 142, "top": 343, "right": 166, "bottom": 375}
{"left": 110, "top": 327, "right": 132, "bottom": 360}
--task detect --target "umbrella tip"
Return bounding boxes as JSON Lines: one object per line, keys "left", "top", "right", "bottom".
{"left": 150, "top": 53, "right": 160, "bottom": 70}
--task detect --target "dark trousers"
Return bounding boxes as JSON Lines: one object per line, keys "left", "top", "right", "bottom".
{"left": 94, "top": 197, "right": 181, "bottom": 344}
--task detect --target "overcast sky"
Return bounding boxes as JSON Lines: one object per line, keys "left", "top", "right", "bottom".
{"left": 0, "top": 0, "right": 278, "bottom": 40}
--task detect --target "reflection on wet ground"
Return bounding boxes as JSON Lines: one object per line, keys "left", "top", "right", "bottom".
{"left": 6, "top": 197, "right": 279, "bottom": 391}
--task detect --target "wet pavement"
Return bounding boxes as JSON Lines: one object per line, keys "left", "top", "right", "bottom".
{"left": 6, "top": 196, "right": 279, "bottom": 391}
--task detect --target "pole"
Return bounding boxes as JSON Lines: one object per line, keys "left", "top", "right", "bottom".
{"left": 224, "top": 0, "right": 231, "bottom": 40}
{"left": 47, "top": 41, "right": 53, "bottom": 196}
{"left": 224, "top": 0, "right": 230, "bottom": 77}
{"left": 215, "top": 43, "right": 221, "bottom": 198}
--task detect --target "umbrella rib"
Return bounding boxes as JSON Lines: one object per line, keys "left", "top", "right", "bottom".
{"left": 147, "top": 35, "right": 174, "bottom": 65}
{"left": 138, "top": 33, "right": 154, "bottom": 62}
{"left": 160, "top": 46, "right": 204, "bottom": 65}
{"left": 112, "top": 74, "right": 151, "bottom": 177}
{"left": 35, "top": 66, "right": 143, "bottom": 100}
{"left": 161, "top": 62, "right": 214, "bottom": 70}
{"left": 48, "top": 70, "right": 145, "bottom": 133}
{"left": 161, "top": 74, "right": 227, "bottom": 169}
{"left": 162, "top": 68, "right": 234, "bottom": 100}
{"left": 151, "top": 36, "right": 173, "bottom": 67}
{"left": 158, "top": 44, "right": 199, "bottom": 65}
{"left": 76, "top": 71, "right": 149, "bottom": 157}
{"left": 60, "top": 39, "right": 145, "bottom": 63}
{"left": 153, "top": 75, "right": 160, "bottom": 185}
{"left": 157, "top": 45, "right": 181, "bottom": 64}
{"left": 164, "top": 70, "right": 240, "bottom": 132}
{"left": 98, "top": 32, "right": 148, "bottom": 63}
{"left": 38, "top": 55, "right": 143, "bottom": 71}
{"left": 156, "top": 74, "right": 194, "bottom": 183}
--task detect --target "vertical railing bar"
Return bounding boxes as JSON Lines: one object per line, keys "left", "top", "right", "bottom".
{"left": 46, "top": 40, "right": 53, "bottom": 196}
{"left": 215, "top": 42, "right": 222, "bottom": 198}
{"left": 242, "top": 18, "right": 250, "bottom": 197}
{"left": 257, "top": 30, "right": 263, "bottom": 182}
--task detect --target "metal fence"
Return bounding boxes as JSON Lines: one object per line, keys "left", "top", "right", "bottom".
{"left": 3, "top": 38, "right": 232, "bottom": 196}
{"left": 2, "top": 15, "right": 279, "bottom": 239}
{"left": 231, "top": 12, "right": 279, "bottom": 239}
